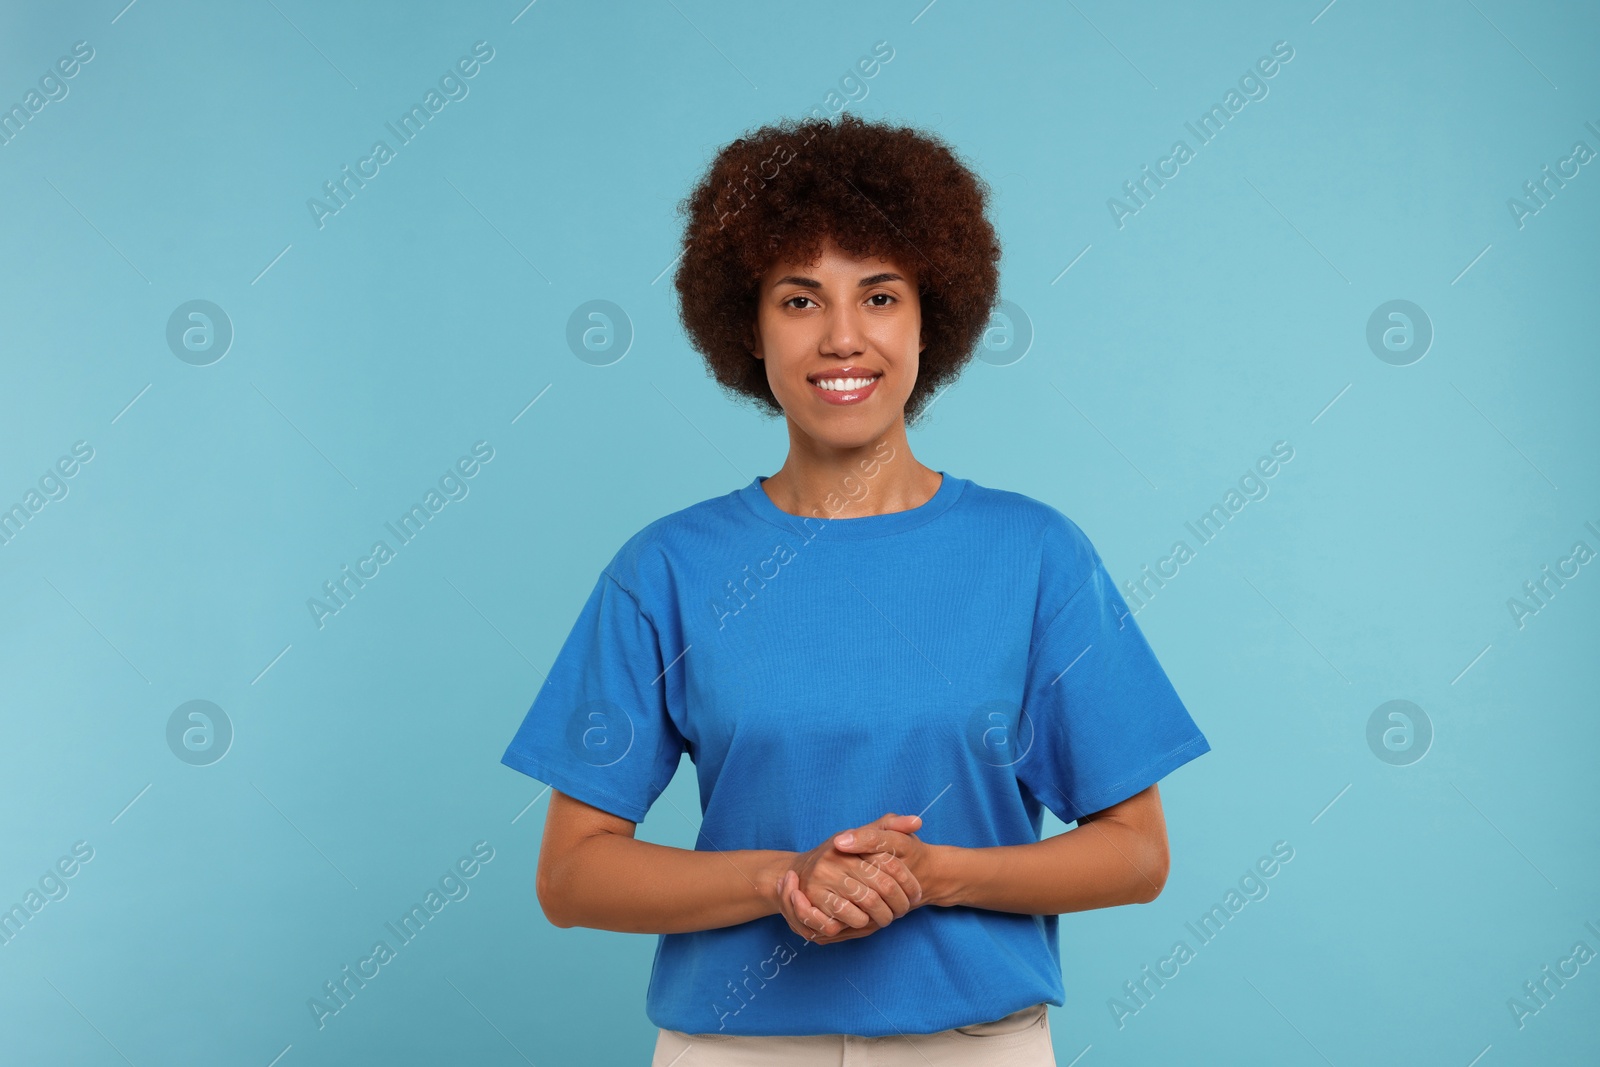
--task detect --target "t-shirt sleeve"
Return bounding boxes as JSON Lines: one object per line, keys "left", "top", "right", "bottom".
{"left": 1013, "top": 551, "right": 1210, "bottom": 826}
{"left": 499, "top": 568, "right": 686, "bottom": 823}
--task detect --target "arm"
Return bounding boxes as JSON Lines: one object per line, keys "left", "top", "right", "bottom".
{"left": 536, "top": 788, "right": 792, "bottom": 933}
{"left": 929, "top": 784, "right": 1171, "bottom": 912}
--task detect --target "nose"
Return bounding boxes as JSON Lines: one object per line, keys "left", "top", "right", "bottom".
{"left": 819, "top": 301, "right": 866, "bottom": 358}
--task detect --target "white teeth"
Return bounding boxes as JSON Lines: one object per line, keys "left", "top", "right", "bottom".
{"left": 815, "top": 377, "right": 878, "bottom": 391}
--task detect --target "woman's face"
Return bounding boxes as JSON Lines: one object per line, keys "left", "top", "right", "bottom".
{"left": 749, "top": 235, "right": 924, "bottom": 450}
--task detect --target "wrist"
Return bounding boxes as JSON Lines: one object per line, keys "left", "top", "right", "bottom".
{"left": 759, "top": 851, "right": 799, "bottom": 916}
{"left": 923, "top": 843, "right": 968, "bottom": 908}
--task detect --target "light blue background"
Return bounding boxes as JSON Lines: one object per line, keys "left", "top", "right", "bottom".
{"left": 2, "top": 1, "right": 1596, "bottom": 1064}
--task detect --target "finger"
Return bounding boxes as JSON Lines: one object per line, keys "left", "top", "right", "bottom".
{"left": 833, "top": 832, "right": 922, "bottom": 910}
{"left": 813, "top": 884, "right": 876, "bottom": 929}
{"left": 851, "top": 852, "right": 916, "bottom": 915}
{"left": 787, "top": 882, "right": 829, "bottom": 937}
{"left": 806, "top": 873, "right": 897, "bottom": 946}
{"left": 785, "top": 900, "right": 828, "bottom": 942}
{"left": 812, "top": 924, "right": 879, "bottom": 946}
{"left": 837, "top": 871, "right": 896, "bottom": 927}
{"left": 779, "top": 872, "right": 826, "bottom": 941}
{"left": 792, "top": 880, "right": 847, "bottom": 935}
{"left": 853, "top": 813, "right": 923, "bottom": 841}
{"left": 835, "top": 825, "right": 921, "bottom": 853}
{"left": 782, "top": 909, "right": 824, "bottom": 943}
{"left": 837, "top": 849, "right": 916, "bottom": 921}
{"left": 806, "top": 908, "right": 881, "bottom": 945}
{"left": 789, "top": 869, "right": 855, "bottom": 935}
{"left": 791, "top": 882, "right": 846, "bottom": 938}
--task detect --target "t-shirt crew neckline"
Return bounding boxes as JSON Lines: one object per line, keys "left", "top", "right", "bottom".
{"left": 737, "top": 470, "right": 965, "bottom": 539}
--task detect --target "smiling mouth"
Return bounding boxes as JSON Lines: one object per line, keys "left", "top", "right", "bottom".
{"left": 807, "top": 372, "right": 882, "bottom": 406}
{"left": 812, "top": 375, "right": 881, "bottom": 392}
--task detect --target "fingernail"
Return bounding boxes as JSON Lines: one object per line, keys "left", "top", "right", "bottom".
{"left": 836, "top": 833, "right": 855, "bottom": 846}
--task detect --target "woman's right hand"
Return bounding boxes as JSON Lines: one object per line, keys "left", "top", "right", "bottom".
{"left": 779, "top": 870, "right": 877, "bottom": 945}
{"left": 775, "top": 813, "right": 924, "bottom": 942}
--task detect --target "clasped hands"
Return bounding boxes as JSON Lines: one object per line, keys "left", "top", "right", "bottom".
{"left": 774, "top": 812, "right": 930, "bottom": 947}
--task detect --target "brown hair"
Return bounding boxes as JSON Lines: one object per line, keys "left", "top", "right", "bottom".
{"left": 672, "top": 113, "right": 1002, "bottom": 426}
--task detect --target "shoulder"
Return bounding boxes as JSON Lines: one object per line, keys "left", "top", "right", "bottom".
{"left": 597, "top": 483, "right": 747, "bottom": 598}
{"left": 959, "top": 477, "right": 1101, "bottom": 567}
{"left": 958, "top": 477, "right": 1104, "bottom": 616}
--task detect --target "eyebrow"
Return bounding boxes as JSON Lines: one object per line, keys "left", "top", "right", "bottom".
{"left": 770, "top": 271, "right": 906, "bottom": 289}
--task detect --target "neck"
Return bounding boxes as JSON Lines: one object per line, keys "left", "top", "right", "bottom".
{"left": 761, "top": 425, "right": 937, "bottom": 519}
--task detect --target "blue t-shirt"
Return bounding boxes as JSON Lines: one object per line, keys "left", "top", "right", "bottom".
{"left": 500, "top": 470, "right": 1210, "bottom": 1037}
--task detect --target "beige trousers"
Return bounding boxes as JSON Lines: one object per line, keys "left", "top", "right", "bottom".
{"left": 649, "top": 1001, "right": 1053, "bottom": 1066}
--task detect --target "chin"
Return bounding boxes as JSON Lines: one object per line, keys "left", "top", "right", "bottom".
{"left": 800, "top": 421, "right": 896, "bottom": 450}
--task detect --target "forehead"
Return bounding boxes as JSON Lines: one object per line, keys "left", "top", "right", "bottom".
{"left": 761, "top": 236, "right": 914, "bottom": 287}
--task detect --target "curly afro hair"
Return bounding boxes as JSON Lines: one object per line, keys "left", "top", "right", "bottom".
{"left": 673, "top": 112, "right": 1001, "bottom": 427}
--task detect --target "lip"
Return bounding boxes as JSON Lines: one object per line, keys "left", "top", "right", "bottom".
{"left": 807, "top": 368, "right": 882, "bottom": 406}
{"left": 807, "top": 366, "right": 882, "bottom": 381}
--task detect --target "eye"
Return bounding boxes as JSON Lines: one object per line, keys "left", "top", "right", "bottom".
{"left": 866, "top": 293, "right": 897, "bottom": 307}
{"left": 784, "top": 295, "right": 817, "bottom": 310}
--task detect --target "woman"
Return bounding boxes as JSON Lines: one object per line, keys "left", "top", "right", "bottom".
{"left": 500, "top": 113, "right": 1211, "bottom": 1065}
